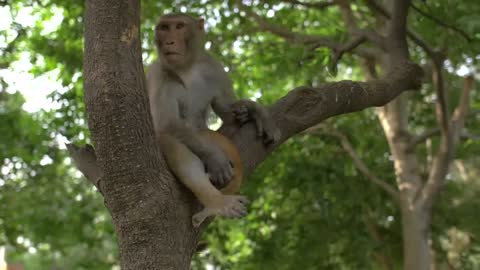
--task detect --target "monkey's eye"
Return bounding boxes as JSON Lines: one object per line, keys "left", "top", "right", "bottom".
{"left": 157, "top": 24, "right": 169, "bottom": 31}
{"left": 176, "top": 22, "right": 185, "bottom": 29}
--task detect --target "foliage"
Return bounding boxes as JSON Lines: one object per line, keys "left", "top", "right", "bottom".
{"left": 0, "top": 0, "right": 479, "bottom": 269}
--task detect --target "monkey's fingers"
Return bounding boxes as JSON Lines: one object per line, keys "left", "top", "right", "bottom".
{"left": 218, "top": 195, "right": 249, "bottom": 218}
{"left": 254, "top": 116, "right": 264, "bottom": 137}
{"left": 233, "top": 110, "right": 249, "bottom": 123}
{"left": 236, "top": 196, "right": 250, "bottom": 205}
{"left": 229, "top": 205, "right": 247, "bottom": 218}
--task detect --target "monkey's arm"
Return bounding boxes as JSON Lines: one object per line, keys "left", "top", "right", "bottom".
{"left": 204, "top": 55, "right": 280, "bottom": 144}
{"left": 231, "top": 99, "right": 281, "bottom": 144}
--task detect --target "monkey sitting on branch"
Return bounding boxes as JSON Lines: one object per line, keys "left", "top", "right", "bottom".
{"left": 148, "top": 13, "right": 280, "bottom": 226}
{"left": 68, "top": 13, "right": 280, "bottom": 227}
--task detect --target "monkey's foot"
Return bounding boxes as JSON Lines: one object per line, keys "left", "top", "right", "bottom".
{"left": 192, "top": 195, "right": 249, "bottom": 227}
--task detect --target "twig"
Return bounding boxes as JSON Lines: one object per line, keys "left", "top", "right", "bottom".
{"left": 237, "top": 0, "right": 378, "bottom": 63}
{"left": 330, "top": 35, "right": 367, "bottom": 72}
{"left": 407, "top": 128, "right": 440, "bottom": 150}
{"left": 281, "top": 0, "right": 337, "bottom": 10}
{"left": 312, "top": 128, "right": 401, "bottom": 203}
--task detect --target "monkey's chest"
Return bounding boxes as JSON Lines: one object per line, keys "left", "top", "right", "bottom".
{"left": 176, "top": 79, "right": 214, "bottom": 126}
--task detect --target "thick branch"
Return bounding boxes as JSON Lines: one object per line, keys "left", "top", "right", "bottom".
{"left": 366, "top": 0, "right": 449, "bottom": 134}
{"left": 386, "top": 0, "right": 410, "bottom": 62}
{"left": 317, "top": 128, "right": 400, "bottom": 202}
{"left": 221, "top": 61, "right": 423, "bottom": 174}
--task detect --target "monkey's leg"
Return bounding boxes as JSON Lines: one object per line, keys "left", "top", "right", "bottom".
{"left": 159, "top": 135, "right": 248, "bottom": 227}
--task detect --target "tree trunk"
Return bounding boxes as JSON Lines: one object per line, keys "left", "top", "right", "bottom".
{"left": 401, "top": 204, "right": 430, "bottom": 270}
{"left": 84, "top": 1, "right": 200, "bottom": 268}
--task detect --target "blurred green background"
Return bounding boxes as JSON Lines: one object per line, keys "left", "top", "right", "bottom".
{"left": 0, "top": 0, "right": 479, "bottom": 269}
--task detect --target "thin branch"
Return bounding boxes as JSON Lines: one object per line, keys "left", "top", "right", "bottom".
{"left": 237, "top": 0, "right": 337, "bottom": 47}
{"left": 330, "top": 35, "right": 367, "bottom": 71}
{"left": 431, "top": 55, "right": 450, "bottom": 134}
{"left": 410, "top": 3, "right": 473, "bottom": 42}
{"left": 314, "top": 128, "right": 400, "bottom": 202}
{"left": 407, "top": 128, "right": 440, "bottom": 150}
{"left": 419, "top": 75, "right": 475, "bottom": 209}
{"left": 281, "top": 0, "right": 337, "bottom": 10}
{"left": 363, "top": 213, "right": 394, "bottom": 270}
{"left": 451, "top": 75, "right": 474, "bottom": 133}
{"left": 336, "top": 0, "right": 358, "bottom": 33}
{"left": 237, "top": 0, "right": 377, "bottom": 59}
{"left": 329, "top": 0, "right": 384, "bottom": 69}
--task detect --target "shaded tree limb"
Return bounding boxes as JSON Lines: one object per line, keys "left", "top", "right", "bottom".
{"left": 313, "top": 127, "right": 401, "bottom": 203}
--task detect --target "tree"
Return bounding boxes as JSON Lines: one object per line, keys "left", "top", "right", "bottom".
{"left": 2, "top": 0, "right": 478, "bottom": 269}
{"left": 75, "top": 0, "right": 426, "bottom": 269}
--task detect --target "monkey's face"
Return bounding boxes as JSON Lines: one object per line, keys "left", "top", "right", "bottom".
{"left": 155, "top": 15, "right": 204, "bottom": 69}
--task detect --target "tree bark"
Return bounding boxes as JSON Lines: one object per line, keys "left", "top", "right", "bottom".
{"left": 81, "top": 0, "right": 423, "bottom": 268}
{"left": 84, "top": 1, "right": 200, "bottom": 269}
{"left": 401, "top": 205, "right": 430, "bottom": 270}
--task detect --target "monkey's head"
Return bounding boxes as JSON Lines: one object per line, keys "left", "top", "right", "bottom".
{"left": 155, "top": 13, "right": 204, "bottom": 69}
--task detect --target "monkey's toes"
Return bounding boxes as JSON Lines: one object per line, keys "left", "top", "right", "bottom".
{"left": 219, "top": 195, "right": 249, "bottom": 218}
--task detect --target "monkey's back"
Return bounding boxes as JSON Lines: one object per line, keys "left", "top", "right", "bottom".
{"left": 199, "top": 130, "right": 243, "bottom": 195}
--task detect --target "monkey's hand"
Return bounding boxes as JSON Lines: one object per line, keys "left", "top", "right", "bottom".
{"left": 232, "top": 100, "right": 281, "bottom": 145}
{"left": 202, "top": 146, "right": 234, "bottom": 189}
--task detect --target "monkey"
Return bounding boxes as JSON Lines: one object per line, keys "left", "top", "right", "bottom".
{"left": 147, "top": 13, "right": 280, "bottom": 227}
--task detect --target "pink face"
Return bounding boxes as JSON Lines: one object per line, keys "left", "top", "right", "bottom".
{"left": 155, "top": 16, "right": 204, "bottom": 68}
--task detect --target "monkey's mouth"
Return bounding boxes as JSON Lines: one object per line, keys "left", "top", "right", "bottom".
{"left": 165, "top": 52, "right": 182, "bottom": 56}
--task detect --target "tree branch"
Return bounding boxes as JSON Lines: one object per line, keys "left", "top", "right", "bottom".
{"left": 419, "top": 75, "right": 474, "bottom": 209}
{"left": 407, "top": 128, "right": 440, "bottom": 150}
{"left": 365, "top": 0, "right": 449, "bottom": 134}
{"left": 220, "top": 61, "right": 423, "bottom": 174}
{"left": 386, "top": 0, "right": 410, "bottom": 61}
{"left": 410, "top": 3, "right": 473, "bottom": 42}
{"left": 330, "top": 35, "right": 367, "bottom": 72}
{"left": 281, "top": 0, "right": 337, "bottom": 10}
{"left": 237, "top": 0, "right": 376, "bottom": 59}
{"left": 315, "top": 128, "right": 400, "bottom": 202}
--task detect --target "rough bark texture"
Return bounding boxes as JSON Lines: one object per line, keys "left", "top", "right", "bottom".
{"left": 84, "top": 1, "right": 200, "bottom": 269}
{"left": 81, "top": 0, "right": 427, "bottom": 269}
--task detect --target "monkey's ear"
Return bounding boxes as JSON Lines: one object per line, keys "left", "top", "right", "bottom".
{"left": 197, "top": 18, "right": 205, "bottom": 31}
